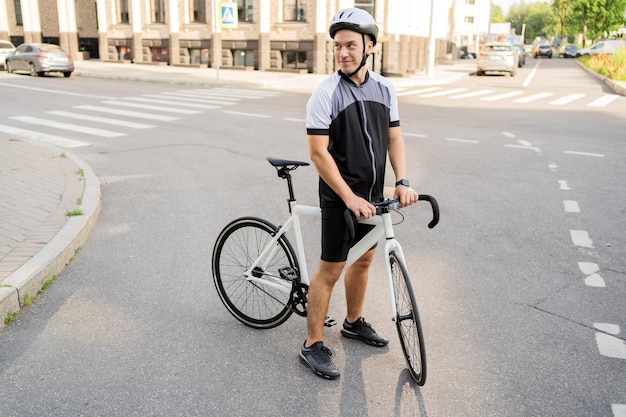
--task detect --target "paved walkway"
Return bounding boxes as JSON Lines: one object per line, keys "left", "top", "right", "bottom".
{"left": 0, "top": 59, "right": 484, "bottom": 328}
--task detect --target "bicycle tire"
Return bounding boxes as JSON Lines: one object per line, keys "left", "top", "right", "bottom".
{"left": 390, "top": 250, "right": 427, "bottom": 385}
{"left": 212, "top": 217, "right": 299, "bottom": 329}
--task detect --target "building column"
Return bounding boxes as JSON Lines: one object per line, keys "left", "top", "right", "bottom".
{"left": 211, "top": 0, "right": 221, "bottom": 69}
{"left": 257, "top": 0, "right": 270, "bottom": 70}
{"left": 22, "top": 0, "right": 42, "bottom": 43}
{"left": 96, "top": 0, "right": 109, "bottom": 61}
{"left": 131, "top": 0, "right": 143, "bottom": 63}
{"left": 57, "top": 0, "right": 79, "bottom": 59}
{"left": 169, "top": 0, "right": 180, "bottom": 65}
{"left": 0, "top": 0, "right": 10, "bottom": 39}
{"left": 313, "top": 0, "right": 328, "bottom": 74}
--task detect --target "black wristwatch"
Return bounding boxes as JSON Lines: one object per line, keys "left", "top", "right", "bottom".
{"left": 395, "top": 179, "right": 410, "bottom": 187}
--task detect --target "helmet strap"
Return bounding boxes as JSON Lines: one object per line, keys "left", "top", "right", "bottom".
{"left": 345, "top": 34, "right": 369, "bottom": 78}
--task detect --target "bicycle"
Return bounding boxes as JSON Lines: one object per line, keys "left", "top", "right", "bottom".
{"left": 212, "top": 157, "right": 439, "bottom": 385}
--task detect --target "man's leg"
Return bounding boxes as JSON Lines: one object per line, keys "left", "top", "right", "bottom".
{"left": 306, "top": 260, "right": 345, "bottom": 346}
{"left": 344, "top": 249, "right": 375, "bottom": 323}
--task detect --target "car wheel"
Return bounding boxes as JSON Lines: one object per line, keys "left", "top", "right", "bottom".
{"left": 6, "top": 61, "right": 13, "bottom": 73}
{"left": 476, "top": 70, "right": 483, "bottom": 76}
{"left": 29, "top": 63, "right": 40, "bottom": 77}
{"left": 63, "top": 72, "right": 72, "bottom": 78}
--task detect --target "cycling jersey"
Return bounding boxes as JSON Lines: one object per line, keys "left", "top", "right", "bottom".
{"left": 306, "top": 70, "right": 400, "bottom": 208}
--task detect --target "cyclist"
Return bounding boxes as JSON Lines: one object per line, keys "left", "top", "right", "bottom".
{"left": 300, "top": 7, "right": 419, "bottom": 379}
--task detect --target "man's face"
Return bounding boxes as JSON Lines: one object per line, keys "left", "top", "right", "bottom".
{"left": 333, "top": 29, "right": 372, "bottom": 74}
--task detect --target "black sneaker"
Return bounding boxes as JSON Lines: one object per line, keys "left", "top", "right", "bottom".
{"left": 340, "top": 317, "right": 389, "bottom": 347}
{"left": 299, "top": 341, "right": 340, "bottom": 380}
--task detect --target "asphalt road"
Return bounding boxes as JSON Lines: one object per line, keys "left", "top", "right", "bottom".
{"left": 0, "top": 58, "right": 625, "bottom": 416}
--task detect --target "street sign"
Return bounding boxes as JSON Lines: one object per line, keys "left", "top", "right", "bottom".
{"left": 220, "top": 3, "right": 238, "bottom": 28}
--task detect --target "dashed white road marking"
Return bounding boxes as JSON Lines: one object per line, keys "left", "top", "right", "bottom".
{"left": 578, "top": 262, "right": 605, "bottom": 287}
{"left": 588, "top": 94, "right": 620, "bottom": 107}
{"left": 612, "top": 404, "right": 626, "bottom": 417}
{"left": 222, "top": 110, "right": 270, "bottom": 118}
{"left": 550, "top": 94, "right": 585, "bottom": 105}
{"left": 481, "top": 91, "right": 524, "bottom": 101}
{"left": 502, "top": 131, "right": 516, "bottom": 138}
{"left": 10, "top": 116, "right": 125, "bottom": 138}
{"left": 514, "top": 92, "right": 555, "bottom": 103}
{"left": 101, "top": 100, "right": 201, "bottom": 114}
{"left": 284, "top": 117, "right": 304, "bottom": 122}
{"left": 558, "top": 180, "right": 570, "bottom": 190}
{"left": 404, "top": 133, "right": 428, "bottom": 138}
{"left": 548, "top": 162, "right": 558, "bottom": 172}
{"left": 445, "top": 137, "right": 479, "bottom": 144}
{"left": 419, "top": 88, "right": 467, "bottom": 98}
{"left": 505, "top": 144, "right": 541, "bottom": 153}
{"left": 564, "top": 150, "right": 605, "bottom": 158}
{"left": 563, "top": 200, "right": 580, "bottom": 213}
{"left": 124, "top": 97, "right": 220, "bottom": 110}
{"left": 47, "top": 111, "right": 154, "bottom": 129}
{"left": 449, "top": 89, "right": 494, "bottom": 99}
{"left": 594, "top": 330, "right": 626, "bottom": 360}
{"left": 74, "top": 105, "right": 180, "bottom": 121}
{"left": 397, "top": 87, "right": 442, "bottom": 97}
{"left": 595, "top": 323, "right": 620, "bottom": 335}
{"left": 0, "top": 123, "right": 89, "bottom": 147}
{"left": 570, "top": 230, "right": 593, "bottom": 248}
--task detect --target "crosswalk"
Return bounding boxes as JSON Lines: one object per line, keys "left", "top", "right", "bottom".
{"left": 0, "top": 88, "right": 281, "bottom": 148}
{"left": 396, "top": 86, "right": 623, "bottom": 108}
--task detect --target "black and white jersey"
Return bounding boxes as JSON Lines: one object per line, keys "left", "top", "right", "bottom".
{"left": 306, "top": 70, "right": 400, "bottom": 208}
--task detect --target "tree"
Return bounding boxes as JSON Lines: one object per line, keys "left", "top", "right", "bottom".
{"left": 492, "top": 5, "right": 506, "bottom": 23}
{"left": 569, "top": 0, "right": 626, "bottom": 43}
{"left": 507, "top": 1, "right": 556, "bottom": 43}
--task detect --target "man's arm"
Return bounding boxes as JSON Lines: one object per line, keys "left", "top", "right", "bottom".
{"left": 307, "top": 134, "right": 376, "bottom": 219}
{"left": 388, "top": 126, "right": 419, "bottom": 207}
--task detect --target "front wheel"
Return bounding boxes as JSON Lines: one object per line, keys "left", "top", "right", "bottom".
{"left": 212, "top": 217, "right": 299, "bottom": 329}
{"left": 390, "top": 250, "right": 427, "bottom": 385}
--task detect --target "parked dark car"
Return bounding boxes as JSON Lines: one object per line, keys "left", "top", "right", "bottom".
{"left": 533, "top": 43, "right": 553, "bottom": 58}
{"left": 5, "top": 43, "right": 74, "bottom": 77}
{"left": 513, "top": 44, "right": 525, "bottom": 67}
{"left": 559, "top": 44, "right": 579, "bottom": 58}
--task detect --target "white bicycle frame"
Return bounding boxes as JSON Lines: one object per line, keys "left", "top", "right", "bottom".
{"left": 242, "top": 200, "right": 406, "bottom": 322}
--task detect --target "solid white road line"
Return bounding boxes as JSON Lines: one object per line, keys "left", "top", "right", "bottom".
{"left": 74, "top": 105, "right": 179, "bottom": 121}
{"left": 212, "top": 87, "right": 282, "bottom": 97}
{"left": 404, "top": 133, "right": 428, "bottom": 138}
{"left": 550, "top": 94, "right": 585, "bottom": 105}
{"left": 446, "top": 137, "right": 479, "bottom": 143}
{"left": 0, "top": 123, "right": 89, "bottom": 147}
{"left": 588, "top": 94, "right": 620, "bottom": 107}
{"left": 47, "top": 111, "right": 154, "bottom": 129}
{"left": 10, "top": 116, "right": 125, "bottom": 138}
{"left": 523, "top": 60, "right": 541, "bottom": 87}
{"left": 174, "top": 90, "right": 242, "bottom": 101}
{"left": 149, "top": 92, "right": 236, "bottom": 104}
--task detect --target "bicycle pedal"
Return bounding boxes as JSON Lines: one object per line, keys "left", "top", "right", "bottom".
{"left": 324, "top": 316, "right": 337, "bottom": 327}
{"left": 278, "top": 266, "right": 298, "bottom": 281}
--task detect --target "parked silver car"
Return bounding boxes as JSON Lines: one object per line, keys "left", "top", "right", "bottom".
{"left": 5, "top": 43, "right": 74, "bottom": 77}
{"left": 578, "top": 40, "right": 626, "bottom": 56}
{"left": 476, "top": 42, "right": 518, "bottom": 77}
{"left": 0, "top": 40, "right": 16, "bottom": 70}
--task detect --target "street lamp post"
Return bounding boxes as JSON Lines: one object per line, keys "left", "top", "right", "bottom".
{"left": 427, "top": 0, "right": 436, "bottom": 77}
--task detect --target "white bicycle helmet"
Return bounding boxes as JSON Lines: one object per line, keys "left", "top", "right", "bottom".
{"left": 329, "top": 8, "right": 378, "bottom": 46}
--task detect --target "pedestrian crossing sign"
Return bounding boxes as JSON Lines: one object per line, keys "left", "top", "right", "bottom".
{"left": 220, "top": 3, "right": 238, "bottom": 28}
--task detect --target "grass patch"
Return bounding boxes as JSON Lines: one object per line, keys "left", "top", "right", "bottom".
{"left": 579, "top": 48, "right": 626, "bottom": 81}
{"left": 66, "top": 209, "right": 84, "bottom": 217}
{"left": 4, "top": 312, "right": 17, "bottom": 325}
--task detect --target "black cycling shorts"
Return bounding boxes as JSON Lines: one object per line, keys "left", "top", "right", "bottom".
{"left": 321, "top": 207, "right": 376, "bottom": 262}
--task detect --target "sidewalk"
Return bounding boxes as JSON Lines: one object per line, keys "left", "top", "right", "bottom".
{"left": 0, "top": 60, "right": 473, "bottom": 329}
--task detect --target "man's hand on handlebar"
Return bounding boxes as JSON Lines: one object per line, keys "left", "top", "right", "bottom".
{"left": 394, "top": 185, "right": 419, "bottom": 208}
{"left": 345, "top": 195, "right": 376, "bottom": 220}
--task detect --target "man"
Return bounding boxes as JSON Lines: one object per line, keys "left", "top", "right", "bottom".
{"left": 300, "top": 8, "right": 419, "bottom": 380}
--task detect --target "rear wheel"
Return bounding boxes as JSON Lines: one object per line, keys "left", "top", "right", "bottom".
{"left": 390, "top": 250, "right": 427, "bottom": 385}
{"left": 6, "top": 61, "right": 13, "bottom": 73}
{"left": 212, "top": 217, "right": 298, "bottom": 329}
{"left": 29, "top": 63, "right": 39, "bottom": 77}
{"left": 63, "top": 72, "right": 72, "bottom": 78}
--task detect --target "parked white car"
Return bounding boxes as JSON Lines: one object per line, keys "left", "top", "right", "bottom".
{"left": 578, "top": 40, "right": 626, "bottom": 56}
{"left": 476, "top": 42, "right": 518, "bottom": 77}
{"left": 0, "top": 40, "right": 16, "bottom": 70}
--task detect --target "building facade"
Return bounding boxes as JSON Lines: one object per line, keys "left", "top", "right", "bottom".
{"left": 1, "top": 0, "right": 491, "bottom": 75}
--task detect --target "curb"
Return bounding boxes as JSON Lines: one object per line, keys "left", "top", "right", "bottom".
{"left": 575, "top": 60, "right": 626, "bottom": 96}
{"left": 0, "top": 148, "right": 101, "bottom": 330}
